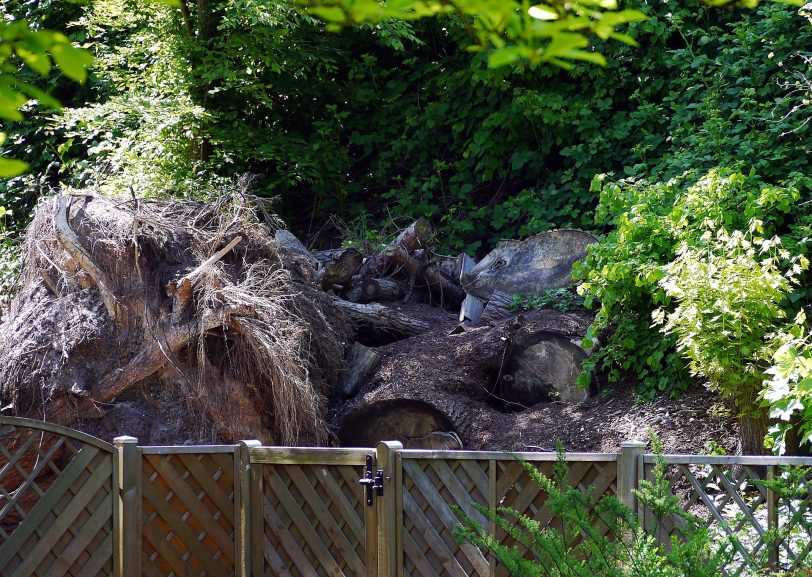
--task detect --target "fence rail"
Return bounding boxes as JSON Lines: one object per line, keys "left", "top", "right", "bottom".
{"left": 0, "top": 417, "right": 810, "bottom": 577}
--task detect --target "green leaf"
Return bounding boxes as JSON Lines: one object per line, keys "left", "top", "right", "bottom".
{"left": 528, "top": 5, "right": 560, "bottom": 20}
{"left": 0, "top": 157, "right": 29, "bottom": 177}
{"left": 50, "top": 42, "right": 94, "bottom": 83}
{"left": 0, "top": 86, "right": 27, "bottom": 121}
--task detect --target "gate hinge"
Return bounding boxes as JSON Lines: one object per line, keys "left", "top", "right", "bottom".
{"left": 358, "top": 454, "right": 384, "bottom": 506}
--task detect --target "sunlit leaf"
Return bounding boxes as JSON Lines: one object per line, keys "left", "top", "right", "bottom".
{"left": 0, "top": 158, "right": 28, "bottom": 178}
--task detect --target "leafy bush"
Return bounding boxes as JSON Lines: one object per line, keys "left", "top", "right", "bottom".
{"left": 574, "top": 169, "right": 802, "bottom": 406}
{"left": 508, "top": 288, "right": 584, "bottom": 313}
{"left": 452, "top": 437, "right": 735, "bottom": 577}
{"left": 763, "top": 311, "right": 812, "bottom": 454}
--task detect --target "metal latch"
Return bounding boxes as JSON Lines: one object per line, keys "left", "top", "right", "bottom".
{"left": 358, "top": 454, "right": 384, "bottom": 506}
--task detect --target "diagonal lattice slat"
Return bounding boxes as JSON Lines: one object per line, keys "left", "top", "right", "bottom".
{"left": 141, "top": 452, "right": 236, "bottom": 577}
{"left": 644, "top": 461, "right": 812, "bottom": 576}
{"left": 0, "top": 423, "right": 114, "bottom": 577}
{"left": 402, "top": 458, "right": 491, "bottom": 577}
{"left": 260, "top": 463, "right": 367, "bottom": 577}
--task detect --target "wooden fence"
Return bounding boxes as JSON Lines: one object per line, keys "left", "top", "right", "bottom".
{"left": 0, "top": 417, "right": 810, "bottom": 576}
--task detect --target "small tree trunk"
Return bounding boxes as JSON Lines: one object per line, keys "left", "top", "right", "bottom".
{"left": 738, "top": 411, "right": 769, "bottom": 455}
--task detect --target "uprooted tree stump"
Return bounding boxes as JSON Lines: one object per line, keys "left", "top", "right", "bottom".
{"left": 0, "top": 192, "right": 353, "bottom": 445}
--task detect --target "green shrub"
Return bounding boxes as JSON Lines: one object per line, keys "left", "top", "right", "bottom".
{"left": 574, "top": 169, "right": 801, "bottom": 405}
{"left": 452, "top": 437, "right": 735, "bottom": 577}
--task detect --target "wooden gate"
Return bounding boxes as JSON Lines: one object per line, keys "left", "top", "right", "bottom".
{"left": 0, "top": 416, "right": 116, "bottom": 577}
{"left": 249, "top": 445, "right": 378, "bottom": 577}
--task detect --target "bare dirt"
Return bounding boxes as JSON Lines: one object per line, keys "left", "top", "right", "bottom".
{"left": 330, "top": 305, "right": 738, "bottom": 455}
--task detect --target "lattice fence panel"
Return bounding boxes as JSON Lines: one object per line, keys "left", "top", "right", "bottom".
{"left": 495, "top": 459, "right": 618, "bottom": 577}
{"left": 260, "top": 463, "right": 367, "bottom": 577}
{"left": 644, "top": 461, "right": 812, "bottom": 575}
{"left": 142, "top": 451, "right": 236, "bottom": 577}
{"left": 0, "top": 426, "right": 114, "bottom": 577}
{"left": 402, "top": 457, "right": 491, "bottom": 577}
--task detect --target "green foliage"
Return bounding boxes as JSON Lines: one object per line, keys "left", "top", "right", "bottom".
{"left": 508, "top": 287, "right": 583, "bottom": 313}
{"left": 452, "top": 437, "right": 735, "bottom": 577}
{"left": 763, "top": 310, "right": 812, "bottom": 453}
{"left": 0, "top": 12, "right": 93, "bottom": 176}
{"left": 297, "top": 0, "right": 645, "bottom": 69}
{"left": 655, "top": 222, "right": 808, "bottom": 417}
{"left": 575, "top": 169, "right": 805, "bottom": 402}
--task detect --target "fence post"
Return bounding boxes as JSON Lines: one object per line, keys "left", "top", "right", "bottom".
{"left": 618, "top": 440, "right": 646, "bottom": 516}
{"left": 113, "top": 436, "right": 141, "bottom": 577}
{"left": 766, "top": 464, "right": 779, "bottom": 571}
{"left": 236, "top": 440, "right": 262, "bottom": 577}
{"left": 376, "top": 441, "right": 403, "bottom": 577}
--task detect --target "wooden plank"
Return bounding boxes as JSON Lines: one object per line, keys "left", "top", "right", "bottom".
{"left": 141, "top": 445, "right": 237, "bottom": 455}
{"left": 402, "top": 489, "right": 475, "bottom": 576}
{"left": 115, "top": 436, "right": 140, "bottom": 577}
{"left": 44, "top": 494, "right": 113, "bottom": 577}
{"left": 261, "top": 532, "right": 295, "bottom": 577}
{"left": 146, "top": 454, "right": 235, "bottom": 562}
{"left": 285, "top": 465, "right": 366, "bottom": 576}
{"left": 74, "top": 531, "right": 113, "bottom": 577}
{"left": 488, "top": 460, "right": 496, "bottom": 577}
{"left": 402, "top": 528, "right": 438, "bottom": 577}
{"left": 401, "top": 450, "right": 618, "bottom": 461}
{"left": 403, "top": 460, "right": 489, "bottom": 576}
{"left": 141, "top": 515, "right": 192, "bottom": 577}
{"left": 312, "top": 466, "right": 365, "bottom": 545}
{"left": 10, "top": 457, "right": 112, "bottom": 577}
{"left": 236, "top": 441, "right": 260, "bottom": 577}
{"left": 262, "top": 479, "right": 336, "bottom": 577}
{"left": 645, "top": 454, "right": 812, "bottom": 466}
{"left": 141, "top": 477, "right": 226, "bottom": 577}
{"left": 251, "top": 463, "right": 264, "bottom": 577}
{"left": 251, "top": 447, "right": 372, "bottom": 466}
{"left": 265, "top": 466, "right": 345, "bottom": 577}
{"left": 0, "top": 444, "right": 100, "bottom": 569}
{"left": 0, "top": 417, "right": 114, "bottom": 452}
{"left": 177, "top": 453, "right": 235, "bottom": 526}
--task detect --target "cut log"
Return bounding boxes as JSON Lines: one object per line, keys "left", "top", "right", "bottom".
{"left": 389, "top": 246, "right": 466, "bottom": 307}
{"left": 496, "top": 332, "right": 589, "bottom": 407}
{"left": 337, "top": 342, "right": 379, "bottom": 398}
{"left": 319, "top": 248, "right": 363, "bottom": 290}
{"left": 357, "top": 219, "right": 433, "bottom": 278}
{"left": 375, "top": 278, "right": 407, "bottom": 301}
{"left": 274, "top": 230, "right": 319, "bottom": 268}
{"left": 332, "top": 299, "right": 432, "bottom": 336}
{"left": 344, "top": 278, "right": 381, "bottom": 303}
{"left": 337, "top": 399, "right": 462, "bottom": 448}
{"left": 461, "top": 229, "right": 596, "bottom": 300}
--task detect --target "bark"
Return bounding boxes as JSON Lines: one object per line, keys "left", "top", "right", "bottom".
{"left": 389, "top": 246, "right": 466, "bottom": 307}
{"left": 496, "top": 332, "right": 589, "bottom": 407}
{"left": 357, "top": 219, "right": 433, "bottom": 278}
{"left": 337, "top": 342, "right": 379, "bottom": 398}
{"left": 480, "top": 290, "right": 515, "bottom": 324}
{"left": 332, "top": 299, "right": 432, "bottom": 336}
{"left": 738, "top": 411, "right": 770, "bottom": 455}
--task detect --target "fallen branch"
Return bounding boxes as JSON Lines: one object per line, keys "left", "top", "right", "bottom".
{"left": 332, "top": 299, "right": 432, "bottom": 336}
